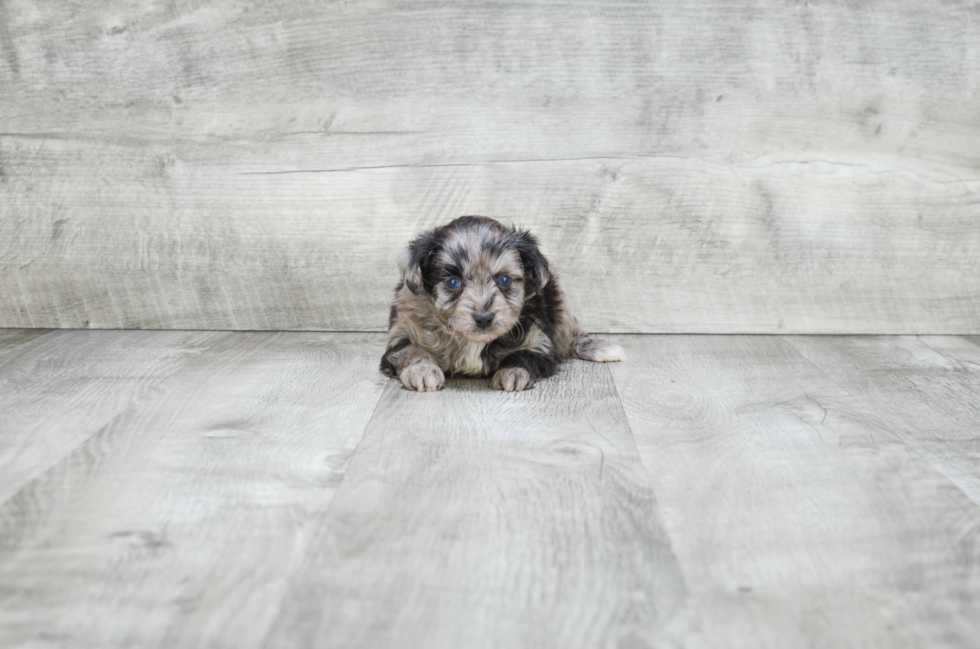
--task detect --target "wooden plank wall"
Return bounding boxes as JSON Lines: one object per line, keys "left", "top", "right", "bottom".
{"left": 1, "top": 0, "right": 978, "bottom": 333}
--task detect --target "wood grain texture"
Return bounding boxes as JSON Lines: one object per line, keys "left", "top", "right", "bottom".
{"left": 0, "top": 332, "right": 388, "bottom": 649}
{"left": 0, "top": 328, "right": 50, "bottom": 363}
{"left": 608, "top": 335, "right": 980, "bottom": 649}
{"left": 264, "top": 362, "right": 700, "bottom": 649}
{"left": 2, "top": 1, "right": 979, "bottom": 332}
{"left": 785, "top": 335, "right": 980, "bottom": 507}
{"left": 0, "top": 329, "right": 223, "bottom": 504}
{"left": 0, "top": 329, "right": 44, "bottom": 345}
{"left": 3, "top": 332, "right": 980, "bottom": 647}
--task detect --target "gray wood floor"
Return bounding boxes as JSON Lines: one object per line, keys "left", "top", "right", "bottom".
{"left": 1, "top": 330, "right": 979, "bottom": 648}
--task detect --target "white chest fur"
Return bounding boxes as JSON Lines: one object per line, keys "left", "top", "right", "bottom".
{"left": 453, "top": 341, "right": 487, "bottom": 376}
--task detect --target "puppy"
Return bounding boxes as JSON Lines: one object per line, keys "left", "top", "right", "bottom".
{"left": 380, "top": 216, "right": 623, "bottom": 392}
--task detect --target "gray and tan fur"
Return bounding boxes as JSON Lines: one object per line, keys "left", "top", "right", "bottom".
{"left": 381, "top": 216, "right": 623, "bottom": 392}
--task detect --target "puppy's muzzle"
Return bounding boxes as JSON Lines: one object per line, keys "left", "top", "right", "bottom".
{"left": 473, "top": 312, "right": 495, "bottom": 329}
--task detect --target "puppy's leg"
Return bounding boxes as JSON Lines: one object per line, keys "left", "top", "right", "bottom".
{"left": 573, "top": 336, "right": 625, "bottom": 363}
{"left": 400, "top": 360, "right": 445, "bottom": 392}
{"left": 492, "top": 367, "right": 534, "bottom": 392}
{"left": 381, "top": 340, "right": 445, "bottom": 392}
{"left": 492, "top": 351, "right": 557, "bottom": 392}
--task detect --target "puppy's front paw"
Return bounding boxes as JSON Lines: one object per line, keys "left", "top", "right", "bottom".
{"left": 399, "top": 362, "right": 445, "bottom": 392}
{"left": 492, "top": 367, "right": 534, "bottom": 392}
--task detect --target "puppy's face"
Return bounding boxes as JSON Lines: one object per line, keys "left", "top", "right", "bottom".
{"left": 400, "top": 217, "right": 550, "bottom": 343}
{"left": 431, "top": 234, "right": 525, "bottom": 342}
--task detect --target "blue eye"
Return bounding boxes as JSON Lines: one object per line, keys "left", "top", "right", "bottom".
{"left": 497, "top": 275, "right": 512, "bottom": 288}
{"left": 446, "top": 277, "right": 461, "bottom": 290}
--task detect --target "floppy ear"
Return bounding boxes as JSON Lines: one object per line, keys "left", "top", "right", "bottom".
{"left": 398, "top": 230, "right": 441, "bottom": 294}
{"left": 512, "top": 228, "right": 550, "bottom": 294}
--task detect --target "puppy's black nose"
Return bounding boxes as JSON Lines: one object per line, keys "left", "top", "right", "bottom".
{"left": 473, "top": 312, "right": 495, "bottom": 329}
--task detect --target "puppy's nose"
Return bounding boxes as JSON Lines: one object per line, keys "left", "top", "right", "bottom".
{"left": 473, "top": 312, "right": 495, "bottom": 329}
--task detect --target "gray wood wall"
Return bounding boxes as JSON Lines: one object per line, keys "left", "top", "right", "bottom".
{"left": 1, "top": 0, "right": 978, "bottom": 333}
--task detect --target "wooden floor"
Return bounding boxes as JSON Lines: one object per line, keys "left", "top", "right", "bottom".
{"left": 1, "top": 330, "right": 979, "bottom": 648}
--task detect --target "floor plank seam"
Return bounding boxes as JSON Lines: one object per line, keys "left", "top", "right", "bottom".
{"left": 601, "top": 359, "right": 707, "bottom": 642}
{"left": 780, "top": 335, "right": 980, "bottom": 511}
{"left": 257, "top": 377, "right": 394, "bottom": 649}
{"left": 0, "top": 331, "right": 233, "bottom": 510}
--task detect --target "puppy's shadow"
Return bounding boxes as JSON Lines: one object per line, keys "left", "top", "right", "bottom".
{"left": 442, "top": 377, "right": 491, "bottom": 392}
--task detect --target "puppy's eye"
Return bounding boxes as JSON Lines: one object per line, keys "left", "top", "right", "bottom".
{"left": 497, "top": 275, "right": 512, "bottom": 288}
{"left": 446, "top": 277, "right": 461, "bottom": 290}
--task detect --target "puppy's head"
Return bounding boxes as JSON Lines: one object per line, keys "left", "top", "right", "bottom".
{"left": 399, "top": 216, "right": 550, "bottom": 343}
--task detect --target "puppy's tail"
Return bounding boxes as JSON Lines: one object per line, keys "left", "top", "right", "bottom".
{"left": 573, "top": 335, "right": 625, "bottom": 363}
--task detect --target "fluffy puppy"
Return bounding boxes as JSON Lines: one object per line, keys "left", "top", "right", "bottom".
{"left": 380, "top": 216, "right": 623, "bottom": 392}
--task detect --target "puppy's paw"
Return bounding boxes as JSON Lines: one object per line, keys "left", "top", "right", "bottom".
{"left": 399, "top": 362, "right": 445, "bottom": 392}
{"left": 492, "top": 367, "right": 534, "bottom": 392}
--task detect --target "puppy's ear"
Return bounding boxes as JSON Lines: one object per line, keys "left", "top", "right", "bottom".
{"left": 399, "top": 230, "right": 441, "bottom": 294}
{"left": 513, "top": 228, "right": 550, "bottom": 294}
